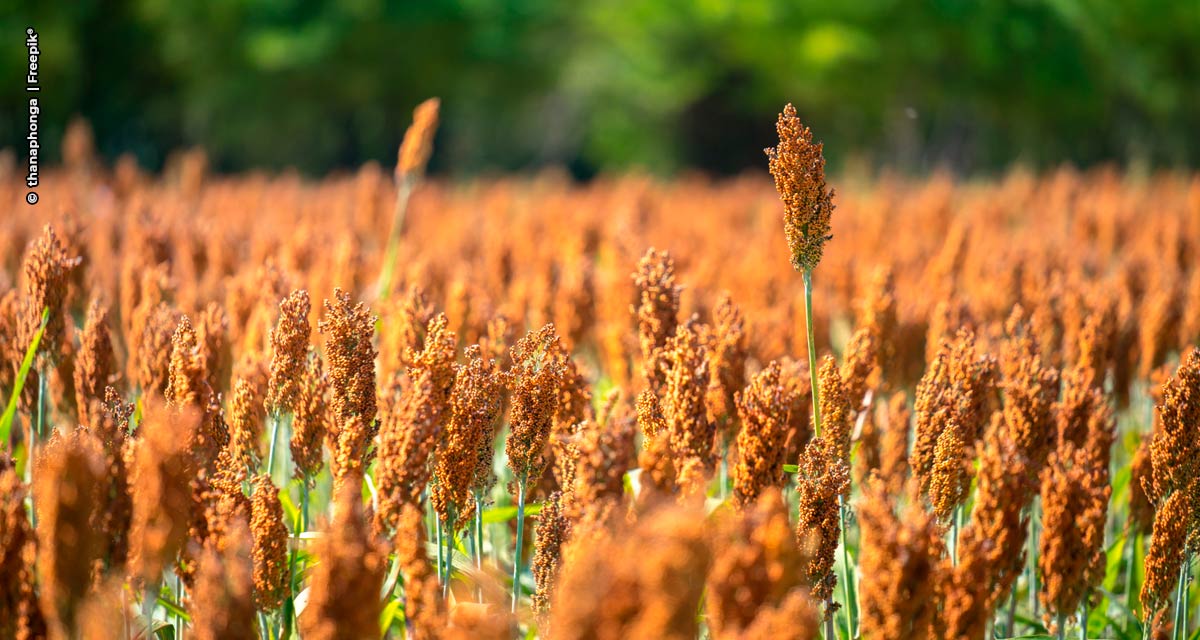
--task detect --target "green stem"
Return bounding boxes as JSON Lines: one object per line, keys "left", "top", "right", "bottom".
{"left": 1029, "top": 504, "right": 1040, "bottom": 618}
{"left": 1006, "top": 580, "right": 1018, "bottom": 636}
{"left": 301, "top": 477, "right": 310, "bottom": 536}
{"left": 1125, "top": 532, "right": 1139, "bottom": 621}
{"left": 174, "top": 573, "right": 183, "bottom": 639}
{"left": 1173, "top": 553, "right": 1188, "bottom": 640}
{"left": 1080, "top": 590, "right": 1089, "bottom": 640}
{"left": 29, "top": 368, "right": 46, "bottom": 529}
{"left": 802, "top": 268, "right": 823, "bottom": 438}
{"left": 838, "top": 496, "right": 856, "bottom": 639}
{"left": 1056, "top": 611, "right": 1067, "bottom": 640}
{"left": 444, "top": 514, "right": 456, "bottom": 600}
{"left": 378, "top": 176, "right": 413, "bottom": 300}
{"left": 1182, "top": 553, "right": 1190, "bottom": 640}
{"left": 950, "top": 505, "right": 961, "bottom": 567}
{"left": 436, "top": 515, "right": 445, "bottom": 587}
{"left": 266, "top": 412, "right": 281, "bottom": 478}
{"left": 35, "top": 366, "right": 46, "bottom": 441}
{"left": 474, "top": 490, "right": 485, "bottom": 603}
{"left": 511, "top": 477, "right": 527, "bottom": 613}
{"left": 823, "top": 604, "right": 835, "bottom": 640}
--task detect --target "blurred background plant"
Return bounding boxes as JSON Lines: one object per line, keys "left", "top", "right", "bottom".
{"left": 2, "top": 0, "right": 1198, "bottom": 177}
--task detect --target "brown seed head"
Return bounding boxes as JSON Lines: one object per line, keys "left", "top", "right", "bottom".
{"left": 33, "top": 429, "right": 106, "bottom": 637}
{"left": 330, "top": 414, "right": 370, "bottom": 495}
{"left": 1037, "top": 448, "right": 1094, "bottom": 620}
{"left": 191, "top": 519, "right": 257, "bottom": 640}
{"left": 732, "top": 362, "right": 791, "bottom": 507}
{"left": 794, "top": 438, "right": 849, "bottom": 611}
{"left": 289, "top": 349, "right": 328, "bottom": 480}
{"left": 732, "top": 589, "right": 821, "bottom": 640}
{"left": 228, "top": 377, "right": 265, "bottom": 471}
{"left": 73, "top": 300, "right": 114, "bottom": 427}
{"left": 0, "top": 460, "right": 43, "bottom": 640}
{"left": 250, "top": 475, "right": 290, "bottom": 610}
{"left": 532, "top": 491, "right": 572, "bottom": 623}
{"left": 766, "top": 104, "right": 835, "bottom": 273}
{"left": 876, "top": 392, "right": 912, "bottom": 496}
{"left": 1130, "top": 439, "right": 1156, "bottom": 535}
{"left": 267, "top": 290, "right": 312, "bottom": 415}
{"left": 704, "top": 292, "right": 748, "bottom": 441}
{"left": 632, "top": 248, "right": 680, "bottom": 394}
{"left": 127, "top": 401, "right": 199, "bottom": 585}
{"left": 1148, "top": 348, "right": 1200, "bottom": 509}
{"left": 376, "top": 368, "right": 447, "bottom": 533}
{"left": 817, "top": 355, "right": 852, "bottom": 473}
{"left": 196, "top": 302, "right": 231, "bottom": 397}
{"left": 857, "top": 480, "right": 940, "bottom": 640}
{"left": 840, "top": 327, "right": 878, "bottom": 414}
{"left": 570, "top": 413, "right": 637, "bottom": 523}
{"left": 779, "top": 358, "right": 813, "bottom": 466}
{"left": 662, "top": 318, "right": 714, "bottom": 476}
{"left": 965, "top": 416, "right": 1032, "bottom": 604}
{"left": 396, "top": 503, "right": 444, "bottom": 638}
{"left": 550, "top": 502, "right": 710, "bottom": 640}
{"left": 433, "top": 347, "right": 500, "bottom": 524}
{"left": 929, "top": 415, "right": 973, "bottom": 521}
{"left": 167, "top": 315, "right": 208, "bottom": 407}
{"left": 706, "top": 489, "right": 807, "bottom": 637}
{"left": 505, "top": 324, "right": 565, "bottom": 483}
{"left": 1141, "top": 490, "right": 1190, "bottom": 617}
{"left": 380, "top": 285, "right": 435, "bottom": 383}
{"left": 76, "top": 578, "right": 127, "bottom": 640}
{"left": 19, "top": 225, "right": 81, "bottom": 365}
{"left": 1000, "top": 307, "right": 1061, "bottom": 481}
{"left": 135, "top": 303, "right": 180, "bottom": 397}
{"left": 320, "top": 288, "right": 378, "bottom": 426}
{"left": 396, "top": 97, "right": 440, "bottom": 180}
{"left": 301, "top": 479, "right": 386, "bottom": 640}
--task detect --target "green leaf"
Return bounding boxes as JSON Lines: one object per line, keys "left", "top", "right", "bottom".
{"left": 156, "top": 596, "right": 191, "bottom": 622}
{"left": 0, "top": 308, "right": 48, "bottom": 448}
{"left": 482, "top": 502, "right": 542, "bottom": 524}
{"left": 783, "top": 463, "right": 799, "bottom": 473}
{"left": 379, "top": 598, "right": 404, "bottom": 632}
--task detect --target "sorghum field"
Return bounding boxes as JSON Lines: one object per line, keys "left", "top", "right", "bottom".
{"left": 2, "top": 104, "right": 1199, "bottom": 640}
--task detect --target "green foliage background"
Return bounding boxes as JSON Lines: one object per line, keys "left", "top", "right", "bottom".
{"left": 2, "top": 0, "right": 1198, "bottom": 176}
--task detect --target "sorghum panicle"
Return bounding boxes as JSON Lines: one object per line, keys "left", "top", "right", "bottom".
{"left": 765, "top": 104, "right": 834, "bottom": 273}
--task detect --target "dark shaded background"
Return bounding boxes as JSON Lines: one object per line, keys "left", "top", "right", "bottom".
{"left": 3, "top": 0, "right": 1198, "bottom": 177}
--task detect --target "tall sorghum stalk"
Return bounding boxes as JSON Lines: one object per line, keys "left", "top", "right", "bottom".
{"left": 266, "top": 411, "right": 282, "bottom": 479}
{"left": 803, "top": 270, "right": 823, "bottom": 437}
{"left": 443, "top": 514, "right": 457, "bottom": 600}
{"left": 30, "top": 367, "right": 47, "bottom": 528}
{"left": 379, "top": 98, "right": 439, "bottom": 300}
{"left": 511, "top": 477, "right": 527, "bottom": 612}
{"left": 436, "top": 515, "right": 445, "bottom": 587}
{"left": 1173, "top": 554, "right": 1189, "bottom": 640}
{"left": 768, "top": 103, "right": 836, "bottom": 639}
{"left": 1182, "top": 555, "right": 1190, "bottom": 638}
{"left": 474, "top": 489, "right": 486, "bottom": 602}
{"left": 838, "top": 495, "right": 856, "bottom": 638}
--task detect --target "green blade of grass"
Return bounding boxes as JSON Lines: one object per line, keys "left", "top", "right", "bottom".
{"left": 155, "top": 596, "right": 191, "bottom": 623}
{"left": 0, "top": 308, "right": 48, "bottom": 449}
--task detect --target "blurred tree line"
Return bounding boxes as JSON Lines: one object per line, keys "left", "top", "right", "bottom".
{"left": 2, "top": 0, "right": 1198, "bottom": 177}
